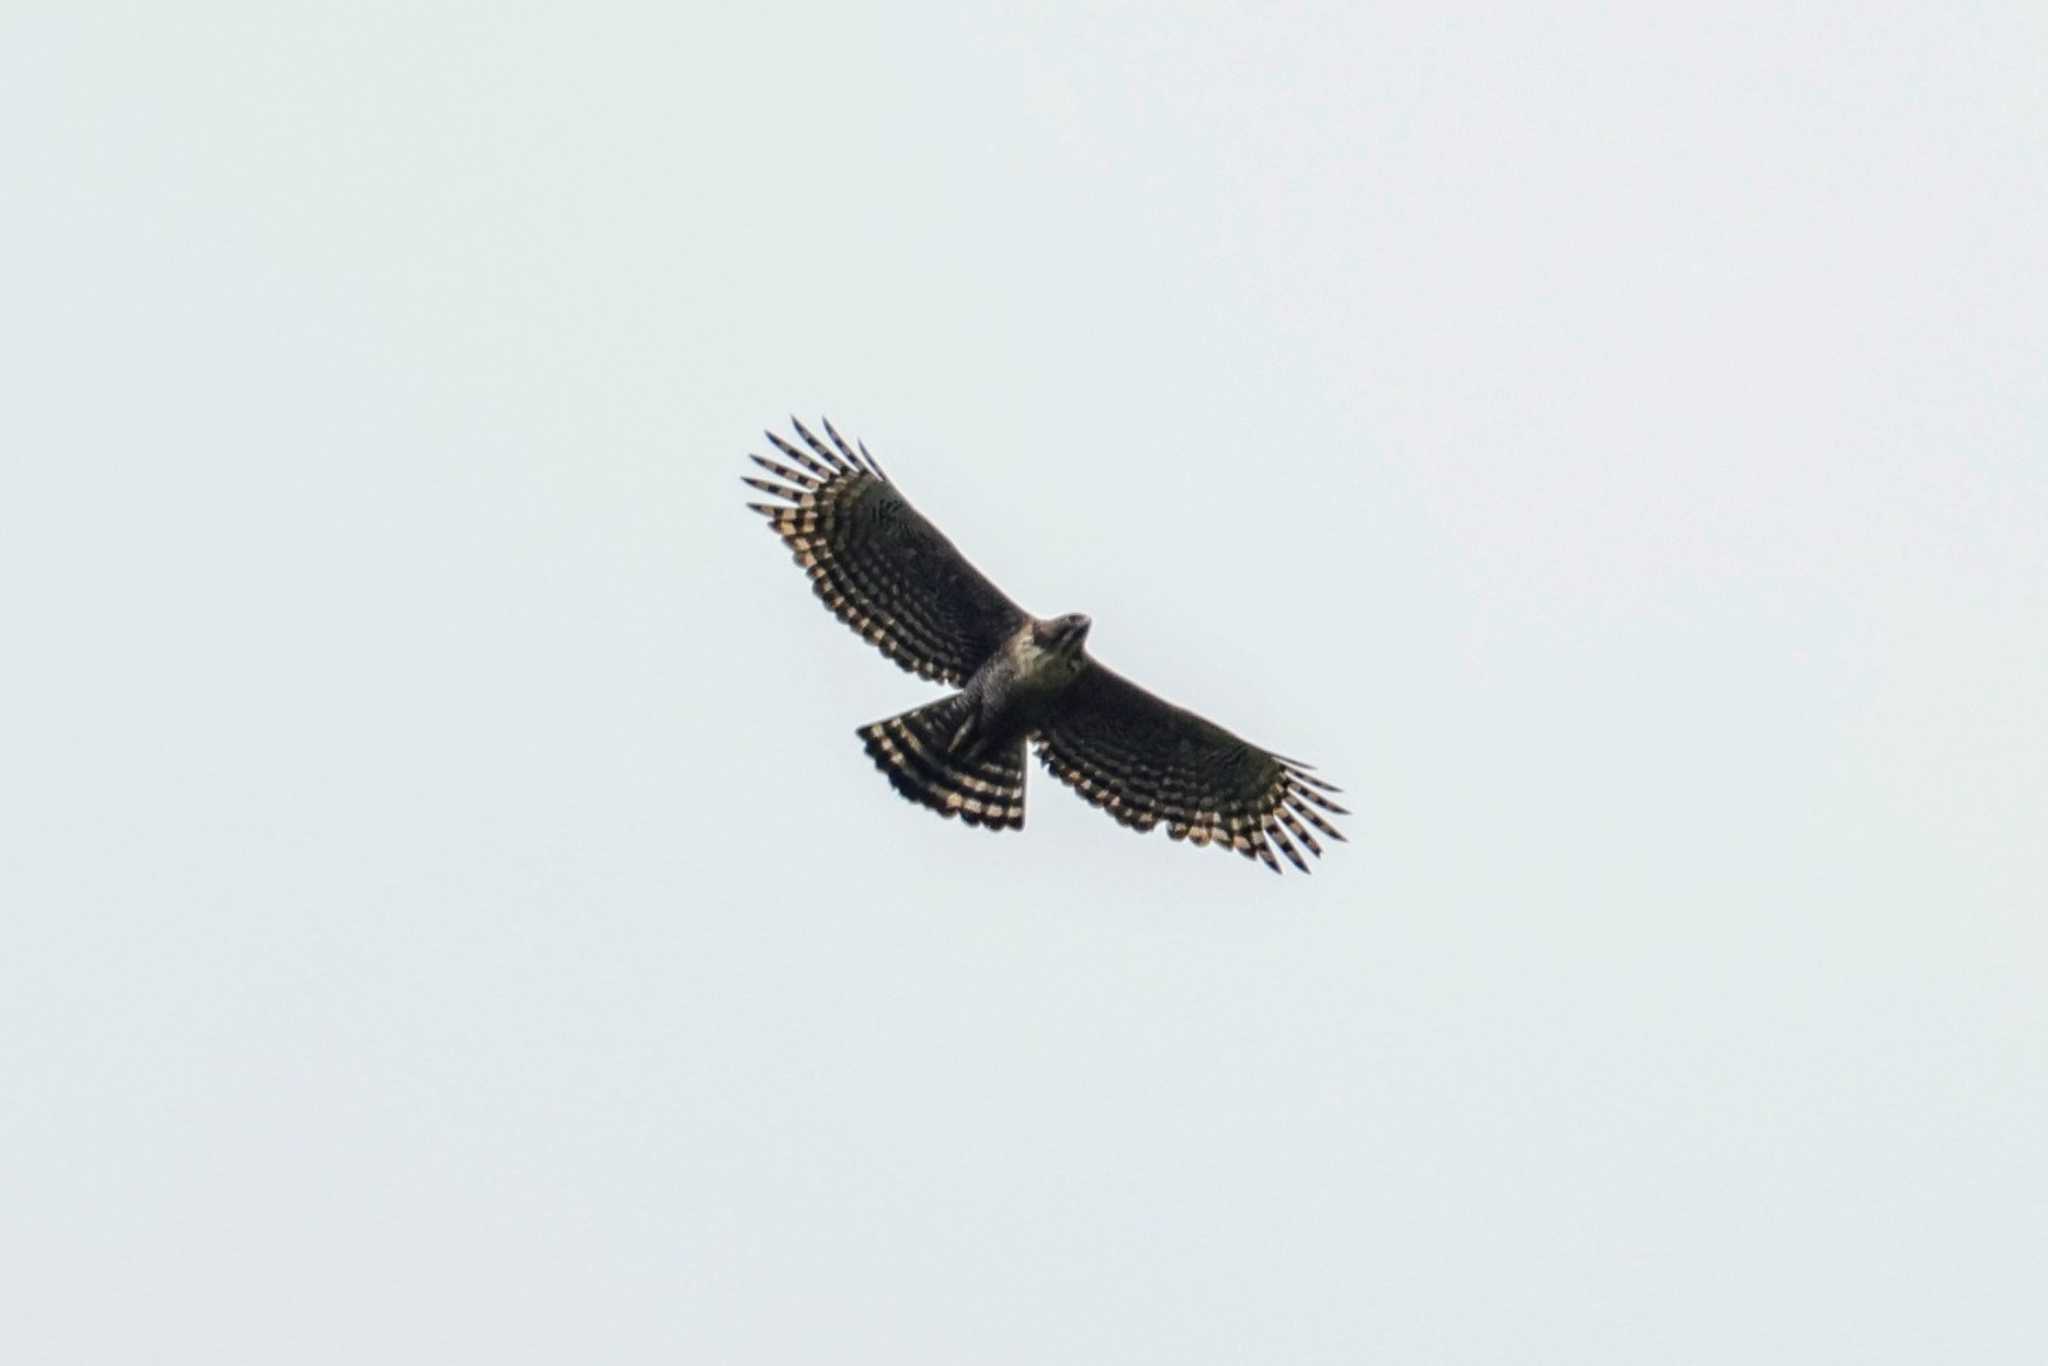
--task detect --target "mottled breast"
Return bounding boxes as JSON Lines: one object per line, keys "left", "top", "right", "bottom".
{"left": 1007, "top": 625, "right": 1087, "bottom": 698}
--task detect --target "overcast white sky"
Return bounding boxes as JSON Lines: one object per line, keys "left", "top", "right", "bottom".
{"left": 5, "top": 3, "right": 2044, "bottom": 1361}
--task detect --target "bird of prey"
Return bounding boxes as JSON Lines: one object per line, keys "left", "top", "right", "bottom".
{"left": 743, "top": 418, "right": 1347, "bottom": 873}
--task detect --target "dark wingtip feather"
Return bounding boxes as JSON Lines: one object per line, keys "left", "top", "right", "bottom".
{"left": 1269, "top": 823, "right": 1310, "bottom": 873}
{"left": 1286, "top": 780, "right": 1346, "bottom": 816}
{"left": 858, "top": 439, "right": 888, "bottom": 481}
{"left": 741, "top": 475, "right": 805, "bottom": 501}
{"left": 1278, "top": 808, "right": 1322, "bottom": 858}
{"left": 1286, "top": 795, "right": 1347, "bottom": 843}
{"left": 749, "top": 452, "right": 820, "bottom": 488}
{"left": 765, "top": 428, "right": 835, "bottom": 479}
{"left": 821, "top": 417, "right": 875, "bottom": 477}
{"left": 790, "top": 416, "right": 848, "bottom": 471}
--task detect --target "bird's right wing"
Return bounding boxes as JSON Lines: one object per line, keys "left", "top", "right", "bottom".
{"left": 745, "top": 419, "right": 1028, "bottom": 685}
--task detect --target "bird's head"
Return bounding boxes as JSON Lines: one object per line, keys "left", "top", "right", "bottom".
{"left": 1034, "top": 612, "right": 1092, "bottom": 659}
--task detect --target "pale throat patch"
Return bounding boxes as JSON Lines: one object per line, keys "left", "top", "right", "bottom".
{"left": 1008, "top": 622, "right": 1086, "bottom": 694}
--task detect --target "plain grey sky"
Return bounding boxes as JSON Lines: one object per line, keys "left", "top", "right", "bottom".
{"left": 6, "top": 2, "right": 2044, "bottom": 1361}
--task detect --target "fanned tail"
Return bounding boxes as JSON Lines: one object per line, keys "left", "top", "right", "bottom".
{"left": 859, "top": 697, "right": 1026, "bottom": 831}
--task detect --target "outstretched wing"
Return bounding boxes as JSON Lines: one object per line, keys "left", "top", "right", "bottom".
{"left": 745, "top": 419, "right": 1028, "bottom": 685}
{"left": 1034, "top": 665, "right": 1348, "bottom": 874}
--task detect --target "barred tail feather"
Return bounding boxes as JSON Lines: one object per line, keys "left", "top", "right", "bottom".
{"left": 859, "top": 698, "right": 1026, "bottom": 831}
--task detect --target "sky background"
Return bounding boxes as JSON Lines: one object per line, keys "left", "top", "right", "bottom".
{"left": 5, "top": 2, "right": 2044, "bottom": 1361}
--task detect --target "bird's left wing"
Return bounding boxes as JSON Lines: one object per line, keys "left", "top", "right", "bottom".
{"left": 745, "top": 419, "right": 1028, "bottom": 685}
{"left": 1034, "top": 665, "right": 1347, "bottom": 873}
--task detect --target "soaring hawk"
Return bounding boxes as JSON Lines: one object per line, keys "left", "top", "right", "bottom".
{"left": 744, "top": 419, "right": 1347, "bottom": 873}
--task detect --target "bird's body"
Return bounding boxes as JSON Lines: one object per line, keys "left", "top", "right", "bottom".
{"left": 954, "top": 614, "right": 1094, "bottom": 755}
{"left": 744, "top": 419, "right": 1347, "bottom": 873}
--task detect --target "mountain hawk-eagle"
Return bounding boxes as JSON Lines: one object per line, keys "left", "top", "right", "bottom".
{"left": 743, "top": 418, "right": 1346, "bottom": 873}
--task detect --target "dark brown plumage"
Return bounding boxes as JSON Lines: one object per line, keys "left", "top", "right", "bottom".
{"left": 745, "top": 418, "right": 1346, "bottom": 873}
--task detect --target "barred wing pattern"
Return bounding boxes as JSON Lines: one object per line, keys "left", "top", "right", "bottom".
{"left": 1035, "top": 666, "right": 1348, "bottom": 873}
{"left": 744, "top": 419, "right": 1028, "bottom": 685}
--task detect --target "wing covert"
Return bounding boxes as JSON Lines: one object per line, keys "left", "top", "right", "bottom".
{"left": 1035, "top": 665, "right": 1347, "bottom": 873}
{"left": 745, "top": 419, "right": 1027, "bottom": 684}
